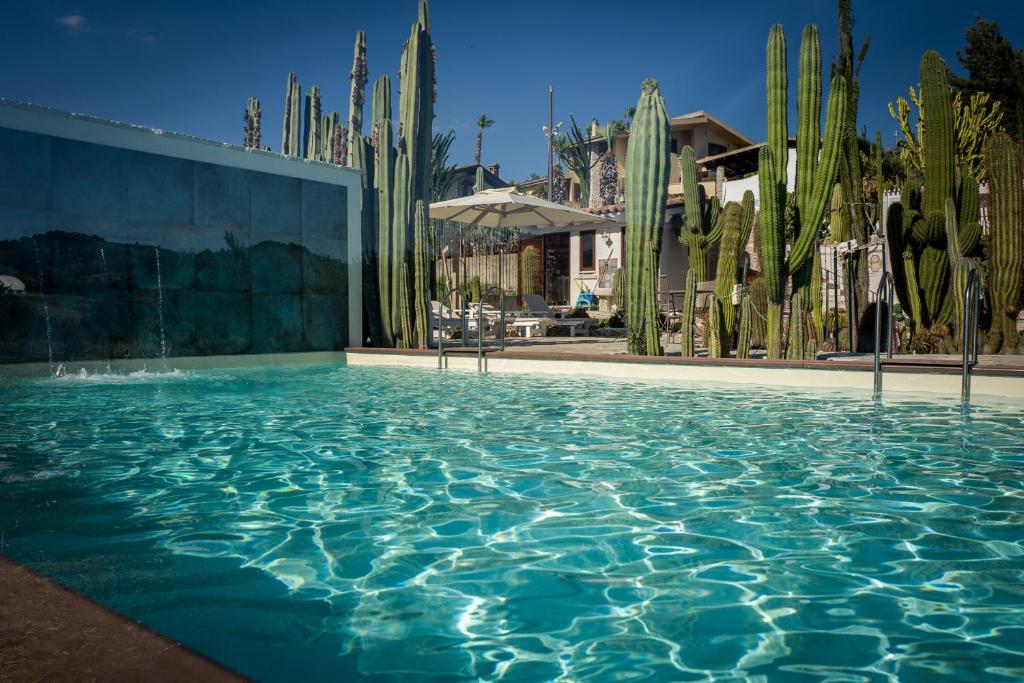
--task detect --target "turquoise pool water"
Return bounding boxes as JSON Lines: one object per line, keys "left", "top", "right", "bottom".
{"left": 1, "top": 364, "right": 1023, "bottom": 681}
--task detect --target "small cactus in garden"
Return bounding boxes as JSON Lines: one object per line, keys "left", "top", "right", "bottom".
{"left": 244, "top": 97, "right": 261, "bottom": 149}
{"left": 281, "top": 72, "right": 301, "bottom": 156}
{"left": 736, "top": 294, "right": 753, "bottom": 359}
{"left": 678, "top": 145, "right": 722, "bottom": 283}
{"left": 680, "top": 269, "right": 697, "bottom": 357}
{"left": 625, "top": 78, "right": 670, "bottom": 356}
{"left": 984, "top": 132, "right": 1023, "bottom": 353}
{"left": 520, "top": 245, "right": 540, "bottom": 296}
{"left": 474, "top": 166, "right": 485, "bottom": 194}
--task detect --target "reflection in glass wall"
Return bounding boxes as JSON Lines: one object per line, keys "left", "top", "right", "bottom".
{"left": 0, "top": 127, "right": 349, "bottom": 364}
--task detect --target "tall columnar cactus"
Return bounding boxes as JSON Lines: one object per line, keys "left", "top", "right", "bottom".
{"left": 758, "top": 23, "right": 847, "bottom": 359}
{"left": 281, "top": 72, "right": 301, "bottom": 156}
{"left": 944, "top": 196, "right": 979, "bottom": 349}
{"left": 371, "top": 76, "right": 391, "bottom": 151}
{"left": 351, "top": 134, "right": 383, "bottom": 346}
{"left": 680, "top": 269, "right": 697, "bottom": 357}
{"left": 747, "top": 277, "right": 768, "bottom": 350}
{"left": 810, "top": 244, "right": 824, "bottom": 343}
{"left": 612, "top": 267, "right": 625, "bottom": 311}
{"left": 303, "top": 86, "right": 322, "bottom": 161}
{"left": 244, "top": 97, "right": 261, "bottom": 149}
{"left": 391, "top": 150, "right": 413, "bottom": 347}
{"left": 376, "top": 115, "right": 395, "bottom": 346}
{"left": 679, "top": 145, "right": 722, "bottom": 282}
{"left": 828, "top": 181, "right": 849, "bottom": 243}
{"left": 916, "top": 51, "right": 955, "bottom": 325}
{"left": 625, "top": 79, "right": 670, "bottom": 356}
{"left": 412, "top": 200, "right": 431, "bottom": 348}
{"left": 474, "top": 166, "right": 485, "bottom": 194}
{"left": 710, "top": 200, "right": 744, "bottom": 356}
{"left": 520, "top": 245, "right": 540, "bottom": 296}
{"left": 787, "top": 291, "right": 807, "bottom": 359}
{"left": 736, "top": 294, "right": 752, "bottom": 359}
{"left": 320, "top": 112, "right": 341, "bottom": 164}
{"left": 984, "top": 132, "right": 1023, "bottom": 353}
{"left": 347, "top": 30, "right": 368, "bottom": 166}
{"left": 707, "top": 296, "right": 722, "bottom": 358}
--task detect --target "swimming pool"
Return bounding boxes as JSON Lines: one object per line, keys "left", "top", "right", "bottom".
{"left": 2, "top": 363, "right": 1023, "bottom": 681}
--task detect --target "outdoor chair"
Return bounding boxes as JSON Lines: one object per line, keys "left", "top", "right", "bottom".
{"left": 430, "top": 301, "right": 465, "bottom": 342}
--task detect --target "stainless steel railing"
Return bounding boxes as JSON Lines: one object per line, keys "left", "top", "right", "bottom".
{"left": 961, "top": 268, "right": 981, "bottom": 403}
{"left": 872, "top": 272, "right": 895, "bottom": 398}
{"left": 437, "top": 287, "right": 459, "bottom": 369}
{"left": 476, "top": 287, "right": 505, "bottom": 372}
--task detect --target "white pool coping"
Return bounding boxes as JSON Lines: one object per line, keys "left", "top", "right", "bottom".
{"left": 344, "top": 351, "right": 1024, "bottom": 400}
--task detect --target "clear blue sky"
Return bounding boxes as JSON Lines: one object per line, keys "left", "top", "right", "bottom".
{"left": 2, "top": 1, "right": 1022, "bottom": 181}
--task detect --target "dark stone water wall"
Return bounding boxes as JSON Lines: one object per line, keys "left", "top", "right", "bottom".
{"left": 0, "top": 126, "right": 350, "bottom": 364}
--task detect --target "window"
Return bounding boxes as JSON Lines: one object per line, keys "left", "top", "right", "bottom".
{"left": 670, "top": 138, "right": 679, "bottom": 154}
{"left": 579, "top": 230, "right": 596, "bottom": 271}
{"left": 708, "top": 142, "right": 727, "bottom": 156}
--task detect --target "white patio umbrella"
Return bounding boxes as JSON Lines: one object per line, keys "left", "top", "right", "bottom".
{"left": 429, "top": 187, "right": 614, "bottom": 228}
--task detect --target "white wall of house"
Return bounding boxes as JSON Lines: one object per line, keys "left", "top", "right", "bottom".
{"left": 721, "top": 150, "right": 798, "bottom": 208}
{"left": 569, "top": 224, "right": 621, "bottom": 302}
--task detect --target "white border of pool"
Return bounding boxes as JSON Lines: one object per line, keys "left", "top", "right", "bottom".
{"left": 344, "top": 351, "right": 1024, "bottom": 399}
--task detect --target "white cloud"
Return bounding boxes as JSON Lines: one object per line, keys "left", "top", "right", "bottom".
{"left": 128, "top": 30, "right": 156, "bottom": 44}
{"left": 56, "top": 14, "right": 89, "bottom": 32}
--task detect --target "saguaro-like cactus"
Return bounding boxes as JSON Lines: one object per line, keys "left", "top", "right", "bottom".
{"left": 985, "top": 132, "right": 1023, "bottom": 353}
{"left": 351, "top": 134, "right": 383, "bottom": 346}
{"left": 391, "top": 150, "right": 413, "bottom": 347}
{"left": 679, "top": 145, "right": 722, "bottom": 282}
{"left": 711, "top": 193, "right": 755, "bottom": 355}
{"left": 520, "top": 245, "right": 540, "bottom": 296}
{"left": 758, "top": 23, "right": 847, "bottom": 358}
{"left": 347, "top": 30, "right": 368, "bottom": 166}
{"left": 413, "top": 200, "right": 431, "bottom": 348}
{"left": 303, "top": 86, "right": 322, "bottom": 160}
{"left": 244, "top": 97, "right": 261, "bottom": 149}
{"left": 376, "top": 113, "right": 395, "bottom": 346}
{"left": 680, "top": 269, "right": 697, "bottom": 357}
{"left": 281, "top": 72, "right": 301, "bottom": 156}
{"left": 917, "top": 51, "right": 956, "bottom": 324}
{"left": 624, "top": 79, "right": 670, "bottom": 356}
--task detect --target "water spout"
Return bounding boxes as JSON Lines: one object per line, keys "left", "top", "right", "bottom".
{"left": 31, "top": 236, "right": 55, "bottom": 375}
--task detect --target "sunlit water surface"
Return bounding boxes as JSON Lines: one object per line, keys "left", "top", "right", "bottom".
{"left": 1, "top": 364, "right": 1023, "bottom": 682}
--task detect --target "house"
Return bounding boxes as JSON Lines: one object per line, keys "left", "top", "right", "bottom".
{"left": 446, "top": 163, "right": 505, "bottom": 199}
{"left": 521, "top": 112, "right": 754, "bottom": 308}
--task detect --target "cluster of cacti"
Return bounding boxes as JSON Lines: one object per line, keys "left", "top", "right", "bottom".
{"left": 520, "top": 245, "right": 540, "bottom": 296}
{"left": 624, "top": 79, "right": 670, "bottom": 356}
{"left": 886, "top": 50, "right": 990, "bottom": 348}
{"left": 708, "top": 193, "right": 754, "bottom": 357}
{"left": 678, "top": 145, "right": 722, "bottom": 283}
{"left": 679, "top": 269, "right": 697, "bottom": 357}
{"left": 757, "top": 23, "right": 847, "bottom": 359}
{"left": 984, "top": 132, "right": 1023, "bottom": 354}
{"left": 281, "top": 72, "right": 302, "bottom": 157}
{"left": 244, "top": 97, "right": 261, "bottom": 149}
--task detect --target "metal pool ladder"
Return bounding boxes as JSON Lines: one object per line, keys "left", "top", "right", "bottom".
{"left": 437, "top": 287, "right": 505, "bottom": 372}
{"left": 873, "top": 267, "right": 981, "bottom": 403}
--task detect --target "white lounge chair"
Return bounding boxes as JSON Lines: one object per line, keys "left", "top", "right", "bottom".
{"left": 431, "top": 301, "right": 465, "bottom": 342}
{"left": 519, "top": 295, "right": 590, "bottom": 337}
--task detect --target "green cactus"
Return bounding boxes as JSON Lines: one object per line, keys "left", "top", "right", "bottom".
{"left": 944, "top": 195, "right": 979, "bottom": 349}
{"left": 748, "top": 277, "right": 768, "bottom": 350}
{"left": 758, "top": 23, "right": 847, "bottom": 358}
{"left": 736, "top": 294, "right": 752, "bottom": 359}
{"left": 303, "top": 85, "right": 322, "bottom": 160}
{"left": 984, "top": 132, "right": 1023, "bottom": 353}
{"left": 371, "top": 75, "right": 392, "bottom": 151}
{"left": 319, "top": 112, "right": 340, "bottom": 164}
{"left": 520, "top": 245, "right": 540, "bottom": 296}
{"left": 680, "top": 269, "right": 697, "bottom": 357}
{"left": 281, "top": 72, "right": 301, "bottom": 156}
{"left": 351, "top": 134, "right": 383, "bottom": 346}
{"left": 625, "top": 79, "right": 670, "bottom": 356}
{"left": 392, "top": 150, "right": 412, "bottom": 347}
{"left": 711, "top": 200, "right": 747, "bottom": 355}
{"left": 679, "top": 145, "right": 723, "bottom": 282}
{"left": 787, "top": 291, "right": 807, "bottom": 360}
{"left": 474, "top": 166, "right": 485, "bottom": 194}
{"left": 347, "top": 30, "right": 368, "bottom": 166}
{"left": 413, "top": 200, "right": 431, "bottom": 348}
{"left": 917, "top": 51, "right": 956, "bottom": 324}
{"left": 244, "top": 97, "right": 261, "bottom": 149}
{"left": 810, "top": 243, "right": 824, "bottom": 343}
{"left": 828, "top": 182, "right": 849, "bottom": 243}
{"left": 612, "top": 267, "right": 625, "bottom": 311}
{"left": 375, "top": 113, "right": 395, "bottom": 346}
{"left": 707, "top": 295, "right": 722, "bottom": 358}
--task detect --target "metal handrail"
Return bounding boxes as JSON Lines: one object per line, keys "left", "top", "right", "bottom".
{"left": 872, "top": 272, "right": 895, "bottom": 398}
{"left": 476, "top": 287, "right": 506, "bottom": 372}
{"left": 962, "top": 268, "right": 981, "bottom": 403}
{"left": 437, "top": 287, "right": 460, "bottom": 369}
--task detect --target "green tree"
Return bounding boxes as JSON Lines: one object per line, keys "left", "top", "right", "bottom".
{"left": 474, "top": 114, "right": 494, "bottom": 165}
{"left": 950, "top": 15, "right": 1024, "bottom": 138}
{"left": 430, "top": 130, "right": 458, "bottom": 201}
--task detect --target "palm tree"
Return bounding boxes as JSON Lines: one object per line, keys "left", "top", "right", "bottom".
{"left": 623, "top": 106, "right": 636, "bottom": 131}
{"left": 475, "top": 114, "right": 494, "bottom": 164}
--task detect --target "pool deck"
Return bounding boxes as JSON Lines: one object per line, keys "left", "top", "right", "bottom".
{"left": 0, "top": 556, "right": 244, "bottom": 682}
{"left": 345, "top": 342, "right": 1024, "bottom": 399}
